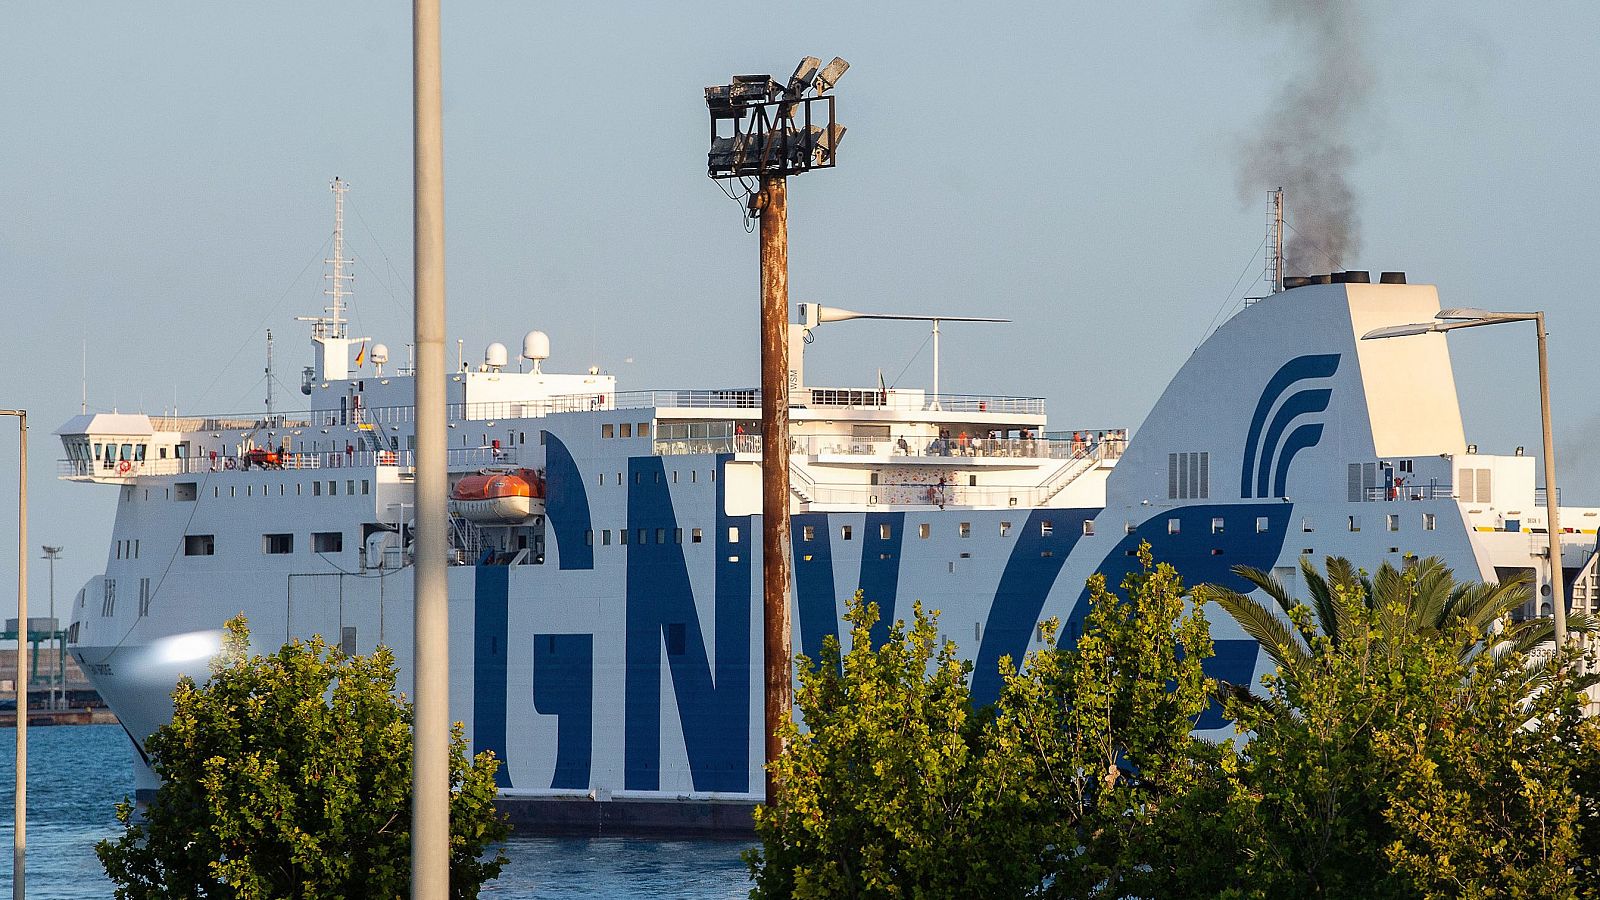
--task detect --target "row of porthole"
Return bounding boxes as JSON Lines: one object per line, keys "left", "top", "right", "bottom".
{"left": 132, "top": 480, "right": 373, "bottom": 502}
{"left": 598, "top": 470, "right": 715, "bottom": 486}
{"left": 585, "top": 527, "right": 707, "bottom": 547}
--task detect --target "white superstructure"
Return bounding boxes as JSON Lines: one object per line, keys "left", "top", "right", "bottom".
{"left": 57, "top": 189, "right": 1600, "bottom": 830}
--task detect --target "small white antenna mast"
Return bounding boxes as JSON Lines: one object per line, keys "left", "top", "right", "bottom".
{"left": 1268, "top": 187, "right": 1286, "bottom": 293}
{"left": 80, "top": 335, "right": 88, "bottom": 414}
{"left": 265, "top": 329, "right": 275, "bottom": 416}
{"left": 296, "top": 177, "right": 354, "bottom": 339}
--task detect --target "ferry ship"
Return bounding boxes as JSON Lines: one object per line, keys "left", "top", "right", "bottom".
{"left": 58, "top": 183, "right": 1600, "bottom": 832}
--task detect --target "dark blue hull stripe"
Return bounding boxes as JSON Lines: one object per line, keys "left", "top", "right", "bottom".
{"left": 792, "top": 512, "right": 841, "bottom": 670}
{"left": 473, "top": 564, "right": 512, "bottom": 787}
{"left": 532, "top": 633, "right": 594, "bottom": 790}
{"left": 543, "top": 432, "right": 594, "bottom": 570}
{"left": 971, "top": 508, "right": 1095, "bottom": 705}
{"left": 859, "top": 511, "right": 906, "bottom": 650}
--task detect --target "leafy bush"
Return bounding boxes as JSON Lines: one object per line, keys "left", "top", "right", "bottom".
{"left": 97, "top": 616, "right": 509, "bottom": 899}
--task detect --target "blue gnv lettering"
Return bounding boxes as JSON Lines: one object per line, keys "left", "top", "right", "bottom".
{"left": 624, "top": 455, "right": 750, "bottom": 793}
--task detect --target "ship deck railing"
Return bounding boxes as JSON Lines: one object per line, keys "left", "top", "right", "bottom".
{"left": 656, "top": 432, "right": 1125, "bottom": 462}
{"left": 58, "top": 446, "right": 520, "bottom": 480}
{"left": 1361, "top": 484, "right": 1457, "bottom": 502}
{"left": 149, "top": 389, "right": 1047, "bottom": 432}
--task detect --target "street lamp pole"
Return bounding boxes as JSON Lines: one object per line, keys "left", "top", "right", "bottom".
{"left": 1361, "top": 309, "right": 1565, "bottom": 648}
{"left": 42, "top": 546, "right": 61, "bottom": 712}
{"left": 2, "top": 409, "right": 28, "bottom": 900}
{"left": 411, "top": 1, "right": 450, "bottom": 897}
{"left": 1530, "top": 312, "right": 1566, "bottom": 649}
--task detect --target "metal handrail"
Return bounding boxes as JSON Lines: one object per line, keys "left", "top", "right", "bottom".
{"left": 141, "top": 387, "right": 1049, "bottom": 432}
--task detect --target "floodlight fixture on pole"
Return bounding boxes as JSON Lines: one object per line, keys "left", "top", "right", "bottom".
{"left": 1360, "top": 309, "right": 1565, "bottom": 650}
{"left": 798, "top": 304, "right": 1009, "bottom": 405}
{"left": 1, "top": 409, "right": 27, "bottom": 900}
{"left": 705, "top": 57, "right": 848, "bottom": 806}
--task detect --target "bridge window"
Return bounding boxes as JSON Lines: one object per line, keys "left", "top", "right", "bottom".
{"left": 620, "top": 423, "right": 632, "bottom": 438}
{"left": 1348, "top": 516, "right": 1361, "bottom": 533}
{"left": 620, "top": 529, "right": 630, "bottom": 545}
{"left": 1212, "top": 517, "right": 1225, "bottom": 535}
{"left": 184, "top": 534, "right": 216, "bottom": 556}
{"left": 1387, "top": 514, "right": 1400, "bottom": 532}
{"left": 802, "top": 525, "right": 815, "bottom": 541}
{"left": 636, "top": 423, "right": 651, "bottom": 438}
{"left": 1423, "top": 513, "right": 1436, "bottom": 531}
{"left": 959, "top": 522, "right": 971, "bottom": 538}
{"left": 602, "top": 530, "right": 612, "bottom": 545}
{"left": 692, "top": 528, "right": 703, "bottom": 543}
{"left": 841, "top": 525, "right": 853, "bottom": 541}
{"left": 1083, "top": 520, "right": 1095, "bottom": 536}
{"left": 586, "top": 530, "right": 594, "bottom": 546}
{"left": 1167, "top": 518, "right": 1181, "bottom": 535}
{"left": 313, "top": 532, "right": 344, "bottom": 553}
{"left": 879, "top": 523, "right": 892, "bottom": 540}
{"left": 313, "top": 481, "right": 323, "bottom": 496}
{"left": 920, "top": 523, "right": 931, "bottom": 539}
{"left": 656, "top": 528, "right": 666, "bottom": 544}
{"left": 601, "top": 424, "right": 614, "bottom": 438}
{"left": 262, "top": 533, "right": 294, "bottom": 555}
{"left": 1040, "top": 520, "right": 1053, "bottom": 537}
{"left": 637, "top": 529, "right": 647, "bottom": 545}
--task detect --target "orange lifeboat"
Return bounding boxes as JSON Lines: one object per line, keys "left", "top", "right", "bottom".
{"left": 448, "top": 468, "right": 546, "bottom": 524}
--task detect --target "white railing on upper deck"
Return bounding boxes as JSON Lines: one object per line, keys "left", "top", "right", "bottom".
{"left": 655, "top": 431, "right": 1125, "bottom": 462}
{"left": 154, "top": 387, "right": 1044, "bottom": 433}
{"left": 59, "top": 445, "right": 524, "bottom": 480}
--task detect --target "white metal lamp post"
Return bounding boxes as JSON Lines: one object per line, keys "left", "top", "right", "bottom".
{"left": 41, "top": 547, "right": 61, "bottom": 712}
{"left": 1361, "top": 309, "right": 1566, "bottom": 649}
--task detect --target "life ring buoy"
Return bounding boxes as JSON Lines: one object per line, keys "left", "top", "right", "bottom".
{"left": 224, "top": 457, "right": 237, "bottom": 470}
{"left": 116, "top": 460, "right": 133, "bottom": 475}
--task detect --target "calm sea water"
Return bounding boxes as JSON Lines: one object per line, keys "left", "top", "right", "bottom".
{"left": 0, "top": 725, "right": 753, "bottom": 899}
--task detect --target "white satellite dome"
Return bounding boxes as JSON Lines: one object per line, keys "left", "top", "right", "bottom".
{"left": 485, "top": 342, "right": 509, "bottom": 370}
{"left": 522, "top": 330, "right": 551, "bottom": 373}
{"left": 522, "top": 330, "right": 551, "bottom": 361}
{"left": 370, "top": 343, "right": 390, "bottom": 365}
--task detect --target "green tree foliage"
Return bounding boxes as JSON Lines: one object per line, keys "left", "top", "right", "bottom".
{"left": 750, "top": 551, "right": 1600, "bottom": 899}
{"left": 748, "top": 547, "right": 1223, "bottom": 898}
{"left": 96, "top": 616, "right": 509, "bottom": 899}
{"left": 1207, "top": 557, "right": 1600, "bottom": 898}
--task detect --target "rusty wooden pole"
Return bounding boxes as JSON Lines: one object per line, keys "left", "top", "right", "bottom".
{"left": 757, "top": 174, "right": 792, "bottom": 805}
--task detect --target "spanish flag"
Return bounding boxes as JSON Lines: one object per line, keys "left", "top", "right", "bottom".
{"left": 355, "top": 341, "right": 367, "bottom": 367}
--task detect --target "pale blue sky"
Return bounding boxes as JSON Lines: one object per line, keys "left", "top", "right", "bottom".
{"left": 2, "top": 2, "right": 1598, "bottom": 617}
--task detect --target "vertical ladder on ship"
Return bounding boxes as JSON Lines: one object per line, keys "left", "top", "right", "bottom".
{"left": 449, "top": 516, "right": 486, "bottom": 565}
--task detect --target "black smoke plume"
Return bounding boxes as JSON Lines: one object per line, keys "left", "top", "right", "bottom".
{"left": 1237, "top": 1, "right": 1374, "bottom": 275}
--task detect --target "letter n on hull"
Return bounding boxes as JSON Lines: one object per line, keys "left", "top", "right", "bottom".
{"left": 624, "top": 456, "right": 750, "bottom": 793}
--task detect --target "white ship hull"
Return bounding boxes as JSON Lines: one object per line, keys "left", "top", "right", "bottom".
{"left": 61, "top": 276, "right": 1600, "bottom": 829}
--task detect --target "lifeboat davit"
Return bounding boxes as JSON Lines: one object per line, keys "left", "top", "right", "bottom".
{"left": 448, "top": 468, "right": 546, "bottom": 525}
